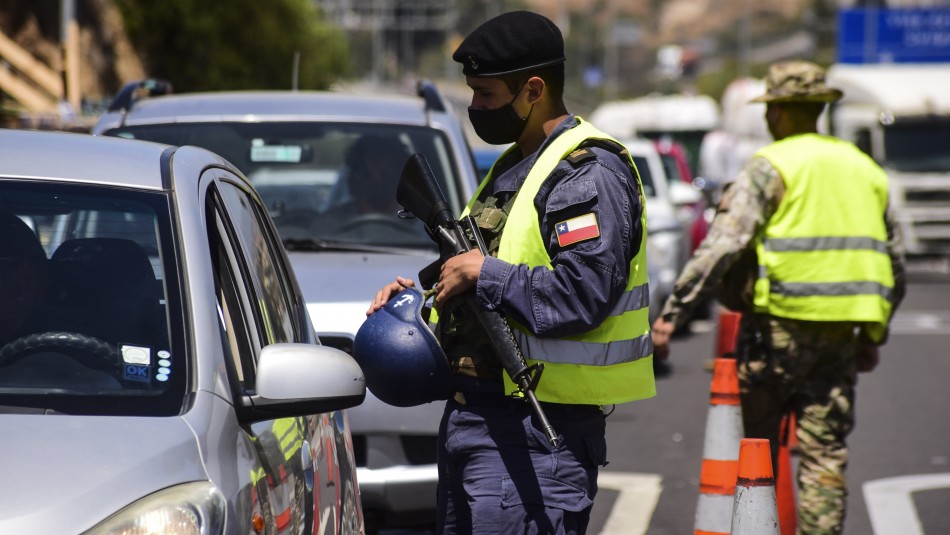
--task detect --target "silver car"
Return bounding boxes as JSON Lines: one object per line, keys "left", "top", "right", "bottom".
{"left": 619, "top": 138, "right": 692, "bottom": 323}
{"left": 94, "top": 81, "right": 481, "bottom": 533}
{"left": 0, "top": 130, "right": 365, "bottom": 534}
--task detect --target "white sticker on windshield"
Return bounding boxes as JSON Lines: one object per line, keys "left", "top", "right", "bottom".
{"left": 121, "top": 345, "right": 151, "bottom": 365}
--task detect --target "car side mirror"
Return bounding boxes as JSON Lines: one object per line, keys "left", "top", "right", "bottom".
{"left": 240, "top": 343, "right": 366, "bottom": 423}
{"left": 668, "top": 180, "right": 704, "bottom": 206}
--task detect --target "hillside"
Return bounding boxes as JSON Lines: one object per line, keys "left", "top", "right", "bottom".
{"left": 0, "top": 0, "right": 142, "bottom": 122}
{"left": 1, "top": 0, "right": 822, "bottom": 125}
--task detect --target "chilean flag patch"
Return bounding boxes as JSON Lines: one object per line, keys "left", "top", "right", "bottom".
{"left": 556, "top": 213, "right": 600, "bottom": 247}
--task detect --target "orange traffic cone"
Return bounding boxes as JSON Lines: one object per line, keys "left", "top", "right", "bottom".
{"left": 715, "top": 308, "right": 742, "bottom": 359}
{"left": 776, "top": 413, "right": 797, "bottom": 535}
{"left": 785, "top": 411, "right": 799, "bottom": 451}
{"left": 731, "top": 438, "right": 780, "bottom": 535}
{"left": 705, "top": 308, "right": 742, "bottom": 372}
{"left": 694, "top": 358, "right": 744, "bottom": 535}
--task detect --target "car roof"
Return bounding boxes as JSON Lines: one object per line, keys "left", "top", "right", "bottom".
{"left": 618, "top": 137, "right": 658, "bottom": 154}
{"left": 590, "top": 94, "right": 720, "bottom": 137}
{"left": 107, "top": 91, "right": 434, "bottom": 128}
{"left": 0, "top": 130, "right": 172, "bottom": 190}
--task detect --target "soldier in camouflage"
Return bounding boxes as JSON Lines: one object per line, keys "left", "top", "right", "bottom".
{"left": 651, "top": 60, "right": 907, "bottom": 535}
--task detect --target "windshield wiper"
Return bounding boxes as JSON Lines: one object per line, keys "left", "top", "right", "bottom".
{"left": 282, "top": 237, "right": 431, "bottom": 255}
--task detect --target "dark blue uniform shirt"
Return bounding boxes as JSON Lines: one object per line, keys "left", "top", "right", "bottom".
{"left": 476, "top": 115, "right": 644, "bottom": 338}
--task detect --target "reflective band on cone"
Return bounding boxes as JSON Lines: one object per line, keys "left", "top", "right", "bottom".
{"left": 731, "top": 438, "right": 780, "bottom": 535}
{"left": 694, "top": 358, "right": 744, "bottom": 535}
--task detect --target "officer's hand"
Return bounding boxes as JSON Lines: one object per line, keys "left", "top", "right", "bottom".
{"left": 651, "top": 317, "right": 674, "bottom": 361}
{"left": 435, "top": 250, "right": 484, "bottom": 309}
{"left": 367, "top": 276, "right": 415, "bottom": 316}
{"left": 856, "top": 343, "right": 880, "bottom": 373}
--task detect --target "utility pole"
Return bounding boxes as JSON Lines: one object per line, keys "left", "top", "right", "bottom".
{"left": 61, "top": 0, "right": 81, "bottom": 112}
{"left": 738, "top": 0, "right": 749, "bottom": 76}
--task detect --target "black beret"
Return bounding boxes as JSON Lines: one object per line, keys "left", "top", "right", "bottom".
{"left": 453, "top": 11, "right": 565, "bottom": 77}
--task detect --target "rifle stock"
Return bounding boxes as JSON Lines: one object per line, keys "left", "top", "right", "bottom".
{"left": 396, "top": 153, "right": 560, "bottom": 447}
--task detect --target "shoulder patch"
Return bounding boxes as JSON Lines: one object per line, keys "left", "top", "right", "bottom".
{"left": 555, "top": 213, "right": 600, "bottom": 247}
{"left": 565, "top": 148, "right": 597, "bottom": 167}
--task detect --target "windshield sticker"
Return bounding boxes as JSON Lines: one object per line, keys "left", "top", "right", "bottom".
{"left": 249, "top": 139, "right": 311, "bottom": 163}
{"left": 121, "top": 345, "right": 151, "bottom": 365}
{"left": 124, "top": 364, "right": 150, "bottom": 383}
{"left": 156, "top": 350, "right": 173, "bottom": 382}
{"left": 155, "top": 370, "right": 170, "bottom": 382}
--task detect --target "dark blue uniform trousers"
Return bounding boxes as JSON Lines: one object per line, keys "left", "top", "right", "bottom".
{"left": 436, "top": 381, "right": 607, "bottom": 535}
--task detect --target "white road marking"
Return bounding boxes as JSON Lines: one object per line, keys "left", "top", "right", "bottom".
{"left": 597, "top": 472, "right": 663, "bottom": 535}
{"left": 689, "top": 319, "right": 715, "bottom": 334}
{"left": 863, "top": 472, "right": 950, "bottom": 535}
{"left": 889, "top": 311, "right": 950, "bottom": 334}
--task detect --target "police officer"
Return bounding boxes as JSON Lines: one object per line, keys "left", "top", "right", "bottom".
{"left": 368, "top": 10, "right": 655, "bottom": 534}
{"left": 651, "top": 60, "right": 907, "bottom": 535}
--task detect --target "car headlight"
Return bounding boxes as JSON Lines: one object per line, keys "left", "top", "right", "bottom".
{"left": 85, "top": 481, "right": 225, "bottom": 535}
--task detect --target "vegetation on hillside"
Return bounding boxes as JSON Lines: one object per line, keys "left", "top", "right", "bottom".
{"left": 114, "top": 0, "right": 350, "bottom": 92}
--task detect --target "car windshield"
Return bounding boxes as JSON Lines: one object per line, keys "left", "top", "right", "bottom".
{"left": 108, "top": 122, "right": 462, "bottom": 249}
{"left": 883, "top": 119, "right": 950, "bottom": 172}
{"left": 0, "top": 182, "right": 185, "bottom": 416}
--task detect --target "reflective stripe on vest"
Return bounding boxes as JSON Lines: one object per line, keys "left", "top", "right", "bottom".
{"left": 272, "top": 418, "right": 303, "bottom": 462}
{"left": 752, "top": 134, "right": 893, "bottom": 339}
{"left": 464, "top": 118, "right": 655, "bottom": 405}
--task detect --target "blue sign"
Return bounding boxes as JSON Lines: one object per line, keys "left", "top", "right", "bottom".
{"left": 838, "top": 8, "right": 950, "bottom": 64}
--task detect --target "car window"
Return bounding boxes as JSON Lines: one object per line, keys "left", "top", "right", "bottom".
{"left": 632, "top": 156, "right": 657, "bottom": 197}
{"left": 207, "top": 185, "right": 259, "bottom": 390}
{"left": 215, "top": 178, "right": 299, "bottom": 346}
{"left": 0, "top": 182, "right": 185, "bottom": 416}
{"left": 109, "top": 122, "right": 461, "bottom": 249}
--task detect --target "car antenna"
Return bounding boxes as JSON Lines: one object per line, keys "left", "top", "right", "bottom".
{"left": 108, "top": 79, "right": 172, "bottom": 113}
{"left": 292, "top": 51, "right": 300, "bottom": 91}
{"left": 108, "top": 79, "right": 173, "bottom": 126}
{"left": 416, "top": 79, "right": 446, "bottom": 126}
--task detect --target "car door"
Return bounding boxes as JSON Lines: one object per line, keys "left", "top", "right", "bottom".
{"left": 206, "top": 169, "right": 358, "bottom": 534}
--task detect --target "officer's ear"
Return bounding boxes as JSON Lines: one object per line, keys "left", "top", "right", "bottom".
{"left": 524, "top": 76, "right": 545, "bottom": 105}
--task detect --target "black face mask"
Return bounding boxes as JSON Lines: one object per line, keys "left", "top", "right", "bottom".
{"left": 468, "top": 83, "right": 533, "bottom": 145}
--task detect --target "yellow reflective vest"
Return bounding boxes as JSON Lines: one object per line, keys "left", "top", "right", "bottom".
{"left": 463, "top": 118, "right": 655, "bottom": 405}
{"left": 753, "top": 134, "right": 893, "bottom": 341}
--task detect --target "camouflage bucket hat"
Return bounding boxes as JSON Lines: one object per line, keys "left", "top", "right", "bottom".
{"left": 751, "top": 60, "right": 843, "bottom": 103}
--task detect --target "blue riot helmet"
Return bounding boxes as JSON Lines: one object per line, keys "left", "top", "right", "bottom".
{"left": 353, "top": 287, "right": 453, "bottom": 407}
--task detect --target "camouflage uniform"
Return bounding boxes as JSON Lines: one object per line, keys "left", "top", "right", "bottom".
{"left": 660, "top": 61, "right": 907, "bottom": 535}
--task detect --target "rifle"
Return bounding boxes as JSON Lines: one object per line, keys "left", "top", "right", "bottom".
{"left": 396, "top": 153, "right": 560, "bottom": 447}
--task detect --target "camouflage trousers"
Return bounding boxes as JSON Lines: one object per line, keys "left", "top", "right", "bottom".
{"left": 737, "top": 314, "right": 859, "bottom": 535}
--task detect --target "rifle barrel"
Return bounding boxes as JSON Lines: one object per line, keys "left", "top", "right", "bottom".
{"left": 525, "top": 389, "right": 560, "bottom": 447}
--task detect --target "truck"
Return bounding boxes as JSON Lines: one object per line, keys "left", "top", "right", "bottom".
{"left": 825, "top": 63, "right": 950, "bottom": 256}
